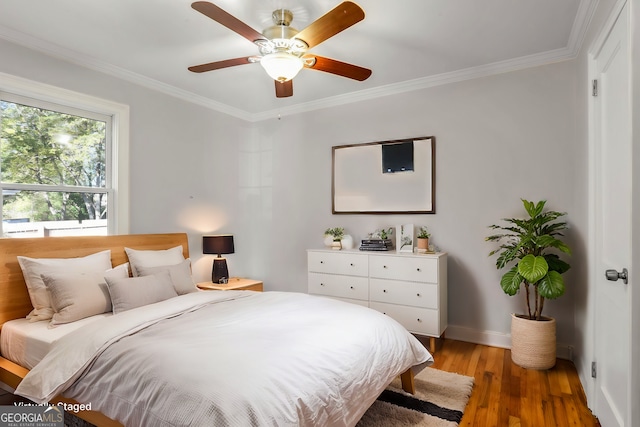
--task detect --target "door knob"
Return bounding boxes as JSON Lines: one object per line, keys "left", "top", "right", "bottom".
{"left": 605, "top": 268, "right": 628, "bottom": 285}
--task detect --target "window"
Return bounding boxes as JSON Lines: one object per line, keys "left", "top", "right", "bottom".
{"left": 0, "top": 74, "right": 129, "bottom": 237}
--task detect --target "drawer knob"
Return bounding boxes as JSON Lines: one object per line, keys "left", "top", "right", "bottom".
{"left": 350, "top": 286, "right": 354, "bottom": 289}
{"left": 320, "top": 283, "right": 325, "bottom": 286}
{"left": 417, "top": 268, "right": 421, "bottom": 272}
{"left": 417, "top": 318, "right": 422, "bottom": 322}
{"left": 350, "top": 263, "right": 354, "bottom": 266}
{"left": 383, "top": 265, "right": 388, "bottom": 269}
{"left": 383, "top": 289, "right": 387, "bottom": 293}
{"left": 320, "top": 261, "right": 324, "bottom": 264}
{"left": 417, "top": 293, "right": 421, "bottom": 297}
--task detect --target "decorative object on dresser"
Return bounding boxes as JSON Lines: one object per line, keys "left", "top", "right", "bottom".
{"left": 307, "top": 249, "right": 447, "bottom": 353}
{"left": 197, "top": 277, "right": 263, "bottom": 292}
{"left": 396, "top": 224, "right": 414, "bottom": 253}
{"left": 202, "top": 234, "right": 235, "bottom": 283}
{"left": 360, "top": 227, "right": 394, "bottom": 251}
{"left": 416, "top": 226, "right": 432, "bottom": 253}
{"left": 359, "top": 239, "right": 393, "bottom": 251}
{"left": 323, "top": 228, "right": 354, "bottom": 250}
{"left": 486, "top": 199, "right": 571, "bottom": 370}
{"left": 324, "top": 227, "right": 345, "bottom": 250}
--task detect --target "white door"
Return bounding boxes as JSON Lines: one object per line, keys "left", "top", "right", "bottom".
{"left": 591, "top": 2, "right": 632, "bottom": 426}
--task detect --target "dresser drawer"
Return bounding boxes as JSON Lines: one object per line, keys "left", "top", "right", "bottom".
{"left": 370, "top": 302, "right": 439, "bottom": 336}
{"left": 370, "top": 278, "right": 437, "bottom": 309}
{"left": 308, "top": 251, "right": 369, "bottom": 276}
{"left": 369, "top": 255, "right": 438, "bottom": 283}
{"left": 308, "top": 273, "right": 369, "bottom": 301}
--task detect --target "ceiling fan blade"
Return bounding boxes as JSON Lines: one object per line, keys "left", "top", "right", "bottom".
{"left": 191, "top": 1, "right": 266, "bottom": 43}
{"left": 275, "top": 80, "right": 293, "bottom": 98}
{"left": 188, "top": 57, "right": 253, "bottom": 73}
{"left": 305, "top": 55, "right": 371, "bottom": 81}
{"left": 294, "top": 1, "right": 365, "bottom": 49}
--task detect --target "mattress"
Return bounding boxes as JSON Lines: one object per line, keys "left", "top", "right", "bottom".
{"left": 1, "top": 314, "right": 112, "bottom": 370}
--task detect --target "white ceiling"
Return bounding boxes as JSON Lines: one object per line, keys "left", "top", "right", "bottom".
{"left": 0, "top": 0, "right": 595, "bottom": 121}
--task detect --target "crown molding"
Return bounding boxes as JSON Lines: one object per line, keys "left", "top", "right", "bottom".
{"left": 0, "top": 26, "right": 253, "bottom": 122}
{"left": 0, "top": 0, "right": 598, "bottom": 123}
{"left": 567, "top": 0, "right": 600, "bottom": 56}
{"left": 253, "top": 46, "right": 576, "bottom": 122}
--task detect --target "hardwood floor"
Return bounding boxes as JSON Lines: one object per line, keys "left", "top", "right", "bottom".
{"left": 421, "top": 338, "right": 600, "bottom": 427}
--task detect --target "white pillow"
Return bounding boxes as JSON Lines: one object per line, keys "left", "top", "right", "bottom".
{"left": 42, "top": 265, "right": 129, "bottom": 327}
{"left": 17, "top": 250, "right": 113, "bottom": 322}
{"left": 105, "top": 270, "right": 178, "bottom": 314}
{"left": 125, "top": 246, "right": 185, "bottom": 277}
{"left": 135, "top": 259, "right": 197, "bottom": 295}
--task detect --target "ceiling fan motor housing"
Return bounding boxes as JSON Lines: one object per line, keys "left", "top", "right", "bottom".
{"left": 259, "top": 9, "right": 308, "bottom": 56}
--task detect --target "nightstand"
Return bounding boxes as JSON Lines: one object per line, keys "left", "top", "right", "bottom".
{"left": 197, "top": 277, "right": 263, "bottom": 292}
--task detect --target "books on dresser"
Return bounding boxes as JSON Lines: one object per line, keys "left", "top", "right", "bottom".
{"left": 359, "top": 239, "right": 394, "bottom": 251}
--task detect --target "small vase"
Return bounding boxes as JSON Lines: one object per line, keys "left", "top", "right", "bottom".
{"left": 331, "top": 240, "right": 342, "bottom": 250}
{"left": 341, "top": 234, "right": 354, "bottom": 250}
{"left": 417, "top": 238, "right": 429, "bottom": 250}
{"left": 324, "top": 235, "right": 334, "bottom": 247}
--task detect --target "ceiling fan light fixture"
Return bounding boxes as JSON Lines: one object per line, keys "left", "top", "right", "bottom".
{"left": 260, "top": 52, "right": 303, "bottom": 82}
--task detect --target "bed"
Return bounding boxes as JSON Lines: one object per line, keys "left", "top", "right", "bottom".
{"left": 0, "top": 233, "right": 433, "bottom": 426}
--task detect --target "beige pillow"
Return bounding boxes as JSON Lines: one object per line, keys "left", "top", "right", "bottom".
{"left": 136, "top": 259, "right": 197, "bottom": 295}
{"left": 41, "top": 263, "right": 129, "bottom": 327}
{"left": 17, "top": 250, "right": 113, "bottom": 322}
{"left": 125, "top": 246, "right": 184, "bottom": 277}
{"left": 105, "top": 270, "right": 178, "bottom": 314}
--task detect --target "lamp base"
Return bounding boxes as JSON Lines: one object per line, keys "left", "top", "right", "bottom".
{"left": 212, "top": 257, "right": 229, "bottom": 284}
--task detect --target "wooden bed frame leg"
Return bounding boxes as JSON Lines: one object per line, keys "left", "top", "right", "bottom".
{"left": 400, "top": 369, "right": 415, "bottom": 394}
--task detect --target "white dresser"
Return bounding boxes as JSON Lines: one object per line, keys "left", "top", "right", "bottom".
{"left": 307, "top": 249, "right": 447, "bottom": 352}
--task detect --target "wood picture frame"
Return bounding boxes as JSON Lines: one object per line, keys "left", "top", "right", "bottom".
{"left": 332, "top": 136, "right": 435, "bottom": 214}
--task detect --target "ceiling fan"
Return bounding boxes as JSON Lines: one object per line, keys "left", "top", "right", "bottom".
{"left": 188, "top": 1, "right": 372, "bottom": 98}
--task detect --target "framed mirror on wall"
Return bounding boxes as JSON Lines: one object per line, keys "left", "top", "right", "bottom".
{"left": 332, "top": 136, "right": 435, "bottom": 214}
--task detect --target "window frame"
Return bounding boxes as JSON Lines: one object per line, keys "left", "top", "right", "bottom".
{"left": 0, "top": 72, "right": 129, "bottom": 235}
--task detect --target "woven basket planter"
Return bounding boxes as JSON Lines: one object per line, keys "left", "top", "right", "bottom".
{"left": 510, "top": 314, "right": 557, "bottom": 370}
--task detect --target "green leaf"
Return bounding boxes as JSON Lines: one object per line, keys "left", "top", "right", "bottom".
{"left": 517, "top": 254, "right": 548, "bottom": 283}
{"left": 500, "top": 267, "right": 522, "bottom": 296}
{"left": 522, "top": 199, "right": 546, "bottom": 218}
{"left": 538, "top": 271, "right": 565, "bottom": 299}
{"left": 544, "top": 254, "right": 571, "bottom": 274}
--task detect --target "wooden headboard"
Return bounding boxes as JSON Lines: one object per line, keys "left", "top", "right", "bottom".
{"left": 0, "top": 233, "right": 189, "bottom": 328}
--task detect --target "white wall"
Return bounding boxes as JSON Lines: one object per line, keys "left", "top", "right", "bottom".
{"left": 251, "top": 60, "right": 585, "bottom": 353}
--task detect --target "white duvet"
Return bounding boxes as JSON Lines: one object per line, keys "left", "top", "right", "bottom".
{"left": 16, "top": 291, "right": 433, "bottom": 427}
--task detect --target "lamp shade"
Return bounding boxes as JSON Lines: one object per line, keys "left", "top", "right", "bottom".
{"left": 203, "top": 234, "right": 235, "bottom": 256}
{"left": 260, "top": 52, "right": 303, "bottom": 82}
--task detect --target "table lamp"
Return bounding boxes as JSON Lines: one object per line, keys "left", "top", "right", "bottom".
{"left": 203, "top": 234, "right": 235, "bottom": 283}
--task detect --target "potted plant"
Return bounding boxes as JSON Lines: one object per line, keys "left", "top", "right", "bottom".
{"left": 324, "top": 227, "right": 345, "bottom": 250}
{"left": 368, "top": 227, "right": 393, "bottom": 240}
{"left": 486, "top": 199, "right": 571, "bottom": 369}
{"left": 416, "top": 226, "right": 431, "bottom": 250}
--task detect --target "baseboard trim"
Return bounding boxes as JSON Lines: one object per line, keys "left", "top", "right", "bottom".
{"left": 444, "top": 324, "right": 573, "bottom": 361}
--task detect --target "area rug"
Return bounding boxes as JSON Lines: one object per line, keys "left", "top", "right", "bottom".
{"left": 357, "top": 367, "right": 475, "bottom": 427}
